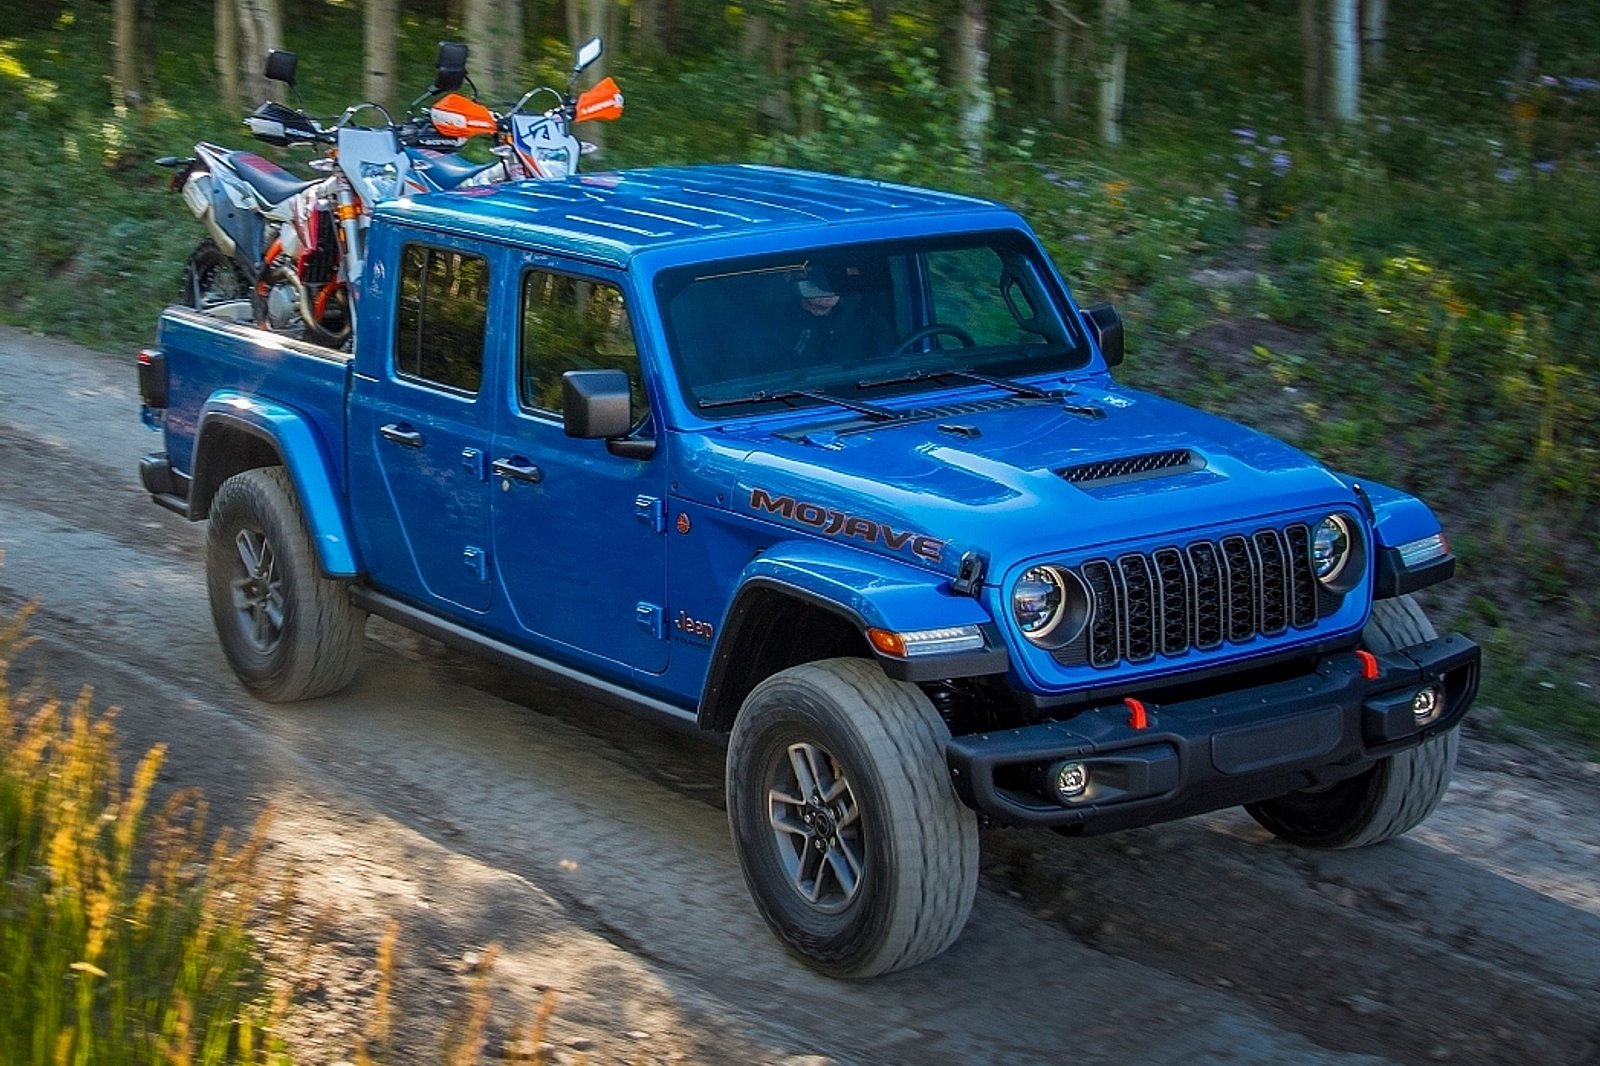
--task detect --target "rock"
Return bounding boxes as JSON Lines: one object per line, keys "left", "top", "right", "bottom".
{"left": 565, "top": 1037, "right": 594, "bottom": 1052}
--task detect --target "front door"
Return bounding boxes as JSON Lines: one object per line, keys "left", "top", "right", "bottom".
{"left": 350, "top": 238, "right": 498, "bottom": 612}
{"left": 489, "top": 262, "right": 669, "bottom": 672}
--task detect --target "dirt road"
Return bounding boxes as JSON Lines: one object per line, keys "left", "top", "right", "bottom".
{"left": 2, "top": 326, "right": 1597, "bottom": 1065}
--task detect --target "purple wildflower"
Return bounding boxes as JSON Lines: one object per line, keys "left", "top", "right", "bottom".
{"left": 1538, "top": 74, "right": 1560, "bottom": 88}
{"left": 1268, "top": 134, "right": 1285, "bottom": 146}
{"left": 1270, "top": 150, "right": 1292, "bottom": 176}
{"left": 1231, "top": 127, "right": 1257, "bottom": 142}
{"left": 1222, "top": 188, "right": 1239, "bottom": 209}
{"left": 1072, "top": 232, "right": 1092, "bottom": 242}
{"left": 1534, "top": 160, "right": 1559, "bottom": 174}
{"left": 1496, "top": 166, "right": 1519, "bottom": 183}
{"left": 1565, "top": 76, "right": 1600, "bottom": 92}
{"left": 1235, "top": 153, "right": 1255, "bottom": 169}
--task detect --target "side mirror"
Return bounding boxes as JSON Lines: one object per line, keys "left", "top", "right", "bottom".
{"left": 264, "top": 49, "right": 298, "bottom": 87}
{"left": 433, "top": 41, "right": 468, "bottom": 93}
{"left": 1082, "top": 303, "right": 1124, "bottom": 367}
{"left": 562, "top": 369, "right": 632, "bottom": 440}
{"left": 574, "top": 37, "right": 603, "bottom": 74}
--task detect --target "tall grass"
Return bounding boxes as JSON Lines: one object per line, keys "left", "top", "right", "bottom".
{"left": 0, "top": 603, "right": 289, "bottom": 1065}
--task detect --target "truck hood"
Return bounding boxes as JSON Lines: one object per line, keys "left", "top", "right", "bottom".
{"left": 721, "top": 382, "right": 1356, "bottom": 575}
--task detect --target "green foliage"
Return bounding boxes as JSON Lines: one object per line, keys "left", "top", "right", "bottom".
{"left": 5, "top": 0, "right": 1600, "bottom": 746}
{"left": 0, "top": 605, "right": 288, "bottom": 1064}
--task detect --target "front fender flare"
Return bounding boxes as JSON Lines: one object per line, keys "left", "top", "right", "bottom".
{"left": 1335, "top": 474, "right": 1455, "bottom": 597}
{"left": 697, "top": 540, "right": 1007, "bottom": 728}
{"left": 193, "top": 391, "right": 360, "bottom": 576}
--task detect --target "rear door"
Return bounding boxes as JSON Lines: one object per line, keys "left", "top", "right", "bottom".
{"left": 488, "top": 261, "right": 669, "bottom": 673}
{"left": 349, "top": 236, "right": 500, "bottom": 612}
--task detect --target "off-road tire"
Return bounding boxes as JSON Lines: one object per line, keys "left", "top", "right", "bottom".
{"left": 205, "top": 467, "right": 365, "bottom": 702}
{"left": 1245, "top": 595, "right": 1459, "bottom": 849}
{"left": 726, "top": 658, "right": 979, "bottom": 978}
{"left": 181, "top": 238, "right": 249, "bottom": 311}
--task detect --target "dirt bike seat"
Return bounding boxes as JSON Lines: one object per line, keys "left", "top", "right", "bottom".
{"left": 227, "top": 152, "right": 319, "bottom": 206}
{"left": 409, "top": 150, "right": 497, "bottom": 188}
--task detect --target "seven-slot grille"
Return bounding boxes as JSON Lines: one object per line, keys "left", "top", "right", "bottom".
{"left": 1062, "top": 524, "right": 1319, "bottom": 668}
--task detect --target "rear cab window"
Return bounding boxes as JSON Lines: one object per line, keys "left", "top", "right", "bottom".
{"left": 395, "top": 244, "right": 491, "bottom": 394}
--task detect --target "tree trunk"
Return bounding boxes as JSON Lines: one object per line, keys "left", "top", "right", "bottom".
{"left": 1098, "top": 0, "right": 1128, "bottom": 146}
{"left": 1300, "top": 0, "right": 1325, "bottom": 119}
{"left": 954, "top": 0, "right": 993, "bottom": 161}
{"left": 579, "top": 0, "right": 609, "bottom": 150}
{"left": 632, "top": 0, "right": 666, "bottom": 55}
{"left": 565, "top": 0, "right": 582, "bottom": 52}
{"left": 1329, "top": 0, "right": 1360, "bottom": 122}
{"left": 364, "top": 0, "right": 400, "bottom": 111}
{"left": 137, "top": 0, "right": 159, "bottom": 99}
{"left": 113, "top": 0, "right": 139, "bottom": 106}
{"left": 868, "top": 0, "right": 889, "bottom": 29}
{"left": 235, "top": 0, "right": 285, "bottom": 103}
{"left": 216, "top": 0, "right": 239, "bottom": 110}
{"left": 1045, "top": 0, "right": 1078, "bottom": 123}
{"left": 1362, "top": 0, "right": 1387, "bottom": 72}
{"left": 469, "top": 0, "right": 522, "bottom": 99}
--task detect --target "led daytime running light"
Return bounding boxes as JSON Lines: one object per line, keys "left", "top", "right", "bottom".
{"left": 1397, "top": 533, "right": 1449, "bottom": 568}
{"left": 867, "top": 625, "right": 986, "bottom": 659}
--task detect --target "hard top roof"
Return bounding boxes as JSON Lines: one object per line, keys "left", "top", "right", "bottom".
{"left": 374, "top": 164, "right": 1014, "bottom": 265}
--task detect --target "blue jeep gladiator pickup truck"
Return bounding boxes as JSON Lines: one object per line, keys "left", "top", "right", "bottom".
{"left": 138, "top": 164, "right": 1479, "bottom": 977}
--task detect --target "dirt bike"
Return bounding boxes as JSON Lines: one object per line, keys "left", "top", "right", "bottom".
{"left": 410, "top": 37, "right": 622, "bottom": 189}
{"left": 158, "top": 45, "right": 468, "bottom": 345}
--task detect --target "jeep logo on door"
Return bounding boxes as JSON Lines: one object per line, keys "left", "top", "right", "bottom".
{"left": 748, "top": 488, "right": 946, "bottom": 563}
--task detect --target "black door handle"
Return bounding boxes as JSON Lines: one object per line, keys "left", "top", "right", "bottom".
{"left": 379, "top": 423, "right": 424, "bottom": 448}
{"left": 491, "top": 457, "right": 543, "bottom": 483}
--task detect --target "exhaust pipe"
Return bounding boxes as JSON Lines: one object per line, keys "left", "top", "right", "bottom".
{"left": 263, "top": 260, "right": 350, "bottom": 344}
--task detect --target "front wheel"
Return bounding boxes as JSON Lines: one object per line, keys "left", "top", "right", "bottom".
{"left": 205, "top": 467, "right": 366, "bottom": 702}
{"left": 1245, "top": 595, "right": 1460, "bottom": 849}
{"left": 726, "top": 658, "right": 979, "bottom": 978}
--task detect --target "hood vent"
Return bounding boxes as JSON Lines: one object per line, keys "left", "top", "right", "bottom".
{"left": 1059, "top": 448, "right": 1202, "bottom": 487}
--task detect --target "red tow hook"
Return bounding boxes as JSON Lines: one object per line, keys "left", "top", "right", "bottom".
{"left": 1124, "top": 697, "right": 1150, "bottom": 730}
{"left": 1356, "top": 650, "right": 1380, "bottom": 680}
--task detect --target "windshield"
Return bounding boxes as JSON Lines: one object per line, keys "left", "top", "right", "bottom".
{"left": 654, "top": 231, "right": 1091, "bottom": 418}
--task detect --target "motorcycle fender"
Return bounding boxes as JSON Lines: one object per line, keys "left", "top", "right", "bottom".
{"left": 181, "top": 171, "right": 214, "bottom": 220}
{"left": 194, "top": 392, "right": 360, "bottom": 577}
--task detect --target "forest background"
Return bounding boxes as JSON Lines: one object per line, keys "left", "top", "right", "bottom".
{"left": 1, "top": 0, "right": 1598, "bottom": 751}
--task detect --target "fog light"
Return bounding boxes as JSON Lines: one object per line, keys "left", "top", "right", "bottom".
{"left": 1052, "top": 761, "right": 1089, "bottom": 801}
{"left": 1412, "top": 684, "right": 1444, "bottom": 725}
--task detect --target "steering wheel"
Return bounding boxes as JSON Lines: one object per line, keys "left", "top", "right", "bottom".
{"left": 889, "top": 323, "right": 976, "bottom": 358}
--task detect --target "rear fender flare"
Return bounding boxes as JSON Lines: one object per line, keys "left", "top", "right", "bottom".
{"left": 192, "top": 391, "right": 359, "bottom": 577}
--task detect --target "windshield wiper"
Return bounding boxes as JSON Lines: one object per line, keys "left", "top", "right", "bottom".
{"left": 856, "top": 367, "right": 1105, "bottom": 419}
{"left": 698, "top": 388, "right": 903, "bottom": 421}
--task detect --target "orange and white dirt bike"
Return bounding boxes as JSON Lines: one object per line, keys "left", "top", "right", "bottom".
{"left": 412, "top": 37, "right": 624, "bottom": 190}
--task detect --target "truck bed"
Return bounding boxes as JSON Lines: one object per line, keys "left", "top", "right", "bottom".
{"left": 155, "top": 307, "right": 353, "bottom": 495}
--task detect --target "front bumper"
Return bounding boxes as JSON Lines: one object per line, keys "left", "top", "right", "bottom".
{"left": 945, "top": 632, "right": 1479, "bottom": 830}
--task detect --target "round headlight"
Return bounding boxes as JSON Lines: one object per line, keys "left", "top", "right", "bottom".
{"left": 1013, "top": 566, "right": 1066, "bottom": 639}
{"left": 1312, "top": 515, "right": 1353, "bottom": 584}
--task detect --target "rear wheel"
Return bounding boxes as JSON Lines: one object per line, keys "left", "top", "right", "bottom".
{"left": 205, "top": 467, "right": 365, "bottom": 702}
{"left": 181, "top": 238, "right": 249, "bottom": 311}
{"left": 726, "top": 658, "right": 979, "bottom": 978}
{"left": 1245, "top": 595, "right": 1459, "bottom": 849}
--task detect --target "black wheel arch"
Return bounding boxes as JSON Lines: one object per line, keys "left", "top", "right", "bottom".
{"left": 189, "top": 413, "right": 288, "bottom": 524}
{"left": 697, "top": 579, "right": 873, "bottom": 734}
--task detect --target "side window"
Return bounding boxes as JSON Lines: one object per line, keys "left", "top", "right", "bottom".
{"left": 395, "top": 244, "right": 489, "bottom": 394}
{"left": 520, "top": 270, "right": 649, "bottom": 421}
